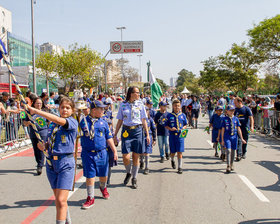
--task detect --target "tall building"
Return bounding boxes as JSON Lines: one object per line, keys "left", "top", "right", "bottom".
{"left": 0, "top": 5, "right": 12, "bottom": 66}
{"left": 40, "top": 42, "right": 63, "bottom": 55}
{"left": 170, "top": 77, "right": 177, "bottom": 87}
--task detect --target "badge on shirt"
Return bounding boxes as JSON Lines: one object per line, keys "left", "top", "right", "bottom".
{"left": 123, "top": 130, "right": 129, "bottom": 138}
{"left": 61, "top": 135, "right": 66, "bottom": 143}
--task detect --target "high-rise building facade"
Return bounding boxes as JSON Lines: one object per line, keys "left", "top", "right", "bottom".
{"left": 40, "top": 42, "right": 63, "bottom": 55}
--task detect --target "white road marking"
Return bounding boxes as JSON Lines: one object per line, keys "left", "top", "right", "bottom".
{"left": 238, "top": 174, "right": 270, "bottom": 203}
{"left": 68, "top": 176, "right": 86, "bottom": 199}
{"left": 207, "top": 140, "right": 213, "bottom": 147}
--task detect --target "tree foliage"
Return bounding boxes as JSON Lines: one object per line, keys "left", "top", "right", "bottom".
{"left": 156, "top": 78, "right": 168, "bottom": 93}
{"left": 176, "top": 69, "right": 201, "bottom": 95}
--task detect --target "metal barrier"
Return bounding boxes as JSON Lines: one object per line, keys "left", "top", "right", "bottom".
{"left": 254, "top": 110, "right": 280, "bottom": 137}
{"left": 0, "top": 113, "right": 30, "bottom": 153}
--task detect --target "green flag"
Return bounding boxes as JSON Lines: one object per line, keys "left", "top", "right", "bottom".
{"left": 147, "top": 62, "right": 162, "bottom": 107}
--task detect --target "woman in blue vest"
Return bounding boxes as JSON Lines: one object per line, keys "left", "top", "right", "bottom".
{"left": 114, "top": 86, "right": 150, "bottom": 189}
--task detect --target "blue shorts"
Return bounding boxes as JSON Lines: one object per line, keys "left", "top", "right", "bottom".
{"left": 224, "top": 136, "right": 238, "bottom": 150}
{"left": 46, "top": 155, "right": 75, "bottom": 190}
{"left": 144, "top": 135, "right": 153, "bottom": 154}
{"left": 81, "top": 149, "right": 109, "bottom": 178}
{"left": 212, "top": 129, "right": 221, "bottom": 143}
{"left": 121, "top": 126, "right": 145, "bottom": 154}
{"left": 169, "top": 134, "right": 185, "bottom": 153}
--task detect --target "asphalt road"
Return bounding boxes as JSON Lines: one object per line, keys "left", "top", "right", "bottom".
{"left": 1, "top": 116, "right": 280, "bottom": 224}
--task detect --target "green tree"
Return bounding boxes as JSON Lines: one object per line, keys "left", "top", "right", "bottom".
{"left": 176, "top": 69, "right": 202, "bottom": 95}
{"left": 248, "top": 14, "right": 280, "bottom": 65}
{"left": 219, "top": 42, "right": 261, "bottom": 92}
{"left": 36, "top": 51, "right": 58, "bottom": 95}
{"left": 56, "top": 44, "right": 104, "bottom": 92}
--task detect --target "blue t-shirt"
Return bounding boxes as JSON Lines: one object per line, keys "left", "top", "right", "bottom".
{"left": 80, "top": 116, "right": 113, "bottom": 152}
{"left": 149, "top": 108, "right": 156, "bottom": 120}
{"left": 154, "top": 111, "right": 169, "bottom": 136}
{"left": 165, "top": 112, "right": 188, "bottom": 135}
{"left": 102, "top": 109, "right": 113, "bottom": 125}
{"left": 210, "top": 114, "right": 225, "bottom": 130}
{"left": 221, "top": 116, "right": 241, "bottom": 139}
{"left": 47, "top": 117, "right": 78, "bottom": 155}
{"left": 25, "top": 114, "right": 49, "bottom": 139}
{"left": 234, "top": 106, "right": 253, "bottom": 129}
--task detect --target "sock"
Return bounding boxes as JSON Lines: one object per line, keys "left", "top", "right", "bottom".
{"left": 145, "top": 155, "right": 149, "bottom": 169}
{"left": 178, "top": 158, "right": 182, "bottom": 169}
{"left": 195, "top": 120, "right": 198, "bottom": 127}
{"left": 107, "top": 167, "right": 112, "bottom": 184}
{"left": 171, "top": 156, "right": 175, "bottom": 162}
{"left": 132, "top": 165, "right": 139, "bottom": 178}
{"left": 125, "top": 163, "right": 131, "bottom": 174}
{"left": 100, "top": 182, "right": 107, "bottom": 190}
{"left": 56, "top": 220, "right": 65, "bottom": 224}
{"left": 140, "top": 155, "right": 144, "bottom": 163}
{"left": 87, "top": 185, "right": 95, "bottom": 198}
{"left": 66, "top": 208, "right": 71, "bottom": 224}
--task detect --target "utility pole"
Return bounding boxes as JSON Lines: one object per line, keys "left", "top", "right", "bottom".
{"left": 116, "top": 26, "right": 126, "bottom": 94}
{"left": 31, "top": 0, "right": 36, "bottom": 94}
{"left": 137, "top": 54, "right": 142, "bottom": 82}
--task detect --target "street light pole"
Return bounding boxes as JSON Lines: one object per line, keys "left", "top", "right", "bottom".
{"left": 137, "top": 54, "right": 142, "bottom": 82}
{"left": 116, "top": 26, "right": 126, "bottom": 94}
{"left": 31, "top": 0, "right": 36, "bottom": 94}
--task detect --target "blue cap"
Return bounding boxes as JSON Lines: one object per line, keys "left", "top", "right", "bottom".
{"left": 226, "top": 105, "right": 235, "bottom": 110}
{"left": 215, "top": 106, "right": 223, "bottom": 110}
{"left": 91, "top": 100, "right": 106, "bottom": 109}
{"left": 146, "top": 99, "right": 153, "bottom": 105}
{"left": 159, "top": 101, "right": 168, "bottom": 107}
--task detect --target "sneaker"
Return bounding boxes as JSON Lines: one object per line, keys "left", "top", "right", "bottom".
{"left": 160, "top": 157, "right": 164, "bottom": 163}
{"left": 215, "top": 152, "right": 219, "bottom": 157}
{"left": 171, "top": 160, "right": 176, "bottom": 169}
{"left": 143, "top": 168, "right": 149, "bottom": 175}
{"left": 165, "top": 153, "right": 170, "bottom": 160}
{"left": 178, "top": 168, "right": 183, "bottom": 174}
{"left": 230, "top": 164, "right": 234, "bottom": 171}
{"left": 81, "top": 196, "right": 95, "bottom": 209}
{"left": 37, "top": 167, "right": 42, "bottom": 175}
{"left": 242, "top": 154, "right": 246, "bottom": 159}
{"left": 100, "top": 187, "right": 110, "bottom": 199}
{"left": 124, "top": 173, "right": 132, "bottom": 186}
{"left": 131, "top": 178, "right": 138, "bottom": 189}
{"left": 226, "top": 166, "right": 231, "bottom": 173}
{"left": 140, "top": 161, "right": 144, "bottom": 170}
{"left": 236, "top": 155, "right": 241, "bottom": 161}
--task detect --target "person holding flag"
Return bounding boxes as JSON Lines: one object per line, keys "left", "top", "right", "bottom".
{"left": 23, "top": 97, "right": 49, "bottom": 175}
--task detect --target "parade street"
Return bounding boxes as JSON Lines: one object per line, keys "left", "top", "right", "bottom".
{"left": 1, "top": 116, "right": 280, "bottom": 224}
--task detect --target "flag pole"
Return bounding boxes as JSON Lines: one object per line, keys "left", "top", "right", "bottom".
{"left": 147, "top": 61, "right": 150, "bottom": 83}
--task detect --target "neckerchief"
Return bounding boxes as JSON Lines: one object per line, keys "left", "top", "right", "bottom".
{"left": 49, "top": 124, "right": 59, "bottom": 153}
{"left": 171, "top": 112, "right": 182, "bottom": 132}
{"left": 88, "top": 115, "right": 98, "bottom": 140}
{"left": 229, "top": 116, "right": 235, "bottom": 136}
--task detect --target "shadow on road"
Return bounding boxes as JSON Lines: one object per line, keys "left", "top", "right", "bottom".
{"left": 239, "top": 218, "right": 280, "bottom": 223}
{"left": 0, "top": 168, "right": 37, "bottom": 176}
{"left": 253, "top": 160, "right": 280, "bottom": 192}
{"left": 0, "top": 199, "right": 55, "bottom": 210}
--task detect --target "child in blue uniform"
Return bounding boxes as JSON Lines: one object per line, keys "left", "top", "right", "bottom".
{"left": 80, "top": 100, "right": 118, "bottom": 209}
{"left": 30, "top": 97, "right": 77, "bottom": 224}
{"left": 221, "top": 105, "right": 246, "bottom": 173}
{"left": 208, "top": 106, "right": 225, "bottom": 158}
{"left": 140, "top": 107, "right": 156, "bottom": 174}
{"left": 146, "top": 99, "right": 156, "bottom": 120}
{"left": 154, "top": 101, "right": 169, "bottom": 163}
{"left": 165, "top": 99, "right": 188, "bottom": 174}
{"left": 102, "top": 101, "right": 116, "bottom": 186}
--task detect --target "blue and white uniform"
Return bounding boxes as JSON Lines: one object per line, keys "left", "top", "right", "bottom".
{"left": 144, "top": 117, "right": 156, "bottom": 154}
{"left": 116, "top": 100, "right": 147, "bottom": 154}
{"left": 80, "top": 116, "right": 113, "bottom": 178}
{"left": 222, "top": 116, "right": 241, "bottom": 150}
{"left": 165, "top": 112, "right": 188, "bottom": 153}
{"left": 210, "top": 113, "right": 225, "bottom": 143}
{"left": 46, "top": 117, "right": 78, "bottom": 190}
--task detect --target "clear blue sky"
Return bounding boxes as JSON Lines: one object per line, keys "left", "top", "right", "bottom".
{"left": 1, "top": 0, "right": 280, "bottom": 84}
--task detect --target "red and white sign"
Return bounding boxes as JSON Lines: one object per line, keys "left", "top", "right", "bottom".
{"left": 110, "top": 41, "right": 143, "bottom": 54}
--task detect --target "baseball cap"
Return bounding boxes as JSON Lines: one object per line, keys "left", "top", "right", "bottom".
{"left": 226, "top": 105, "right": 235, "bottom": 110}
{"left": 159, "top": 101, "right": 168, "bottom": 107}
{"left": 146, "top": 99, "right": 153, "bottom": 105}
{"left": 215, "top": 106, "right": 223, "bottom": 110}
{"left": 90, "top": 100, "right": 106, "bottom": 109}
